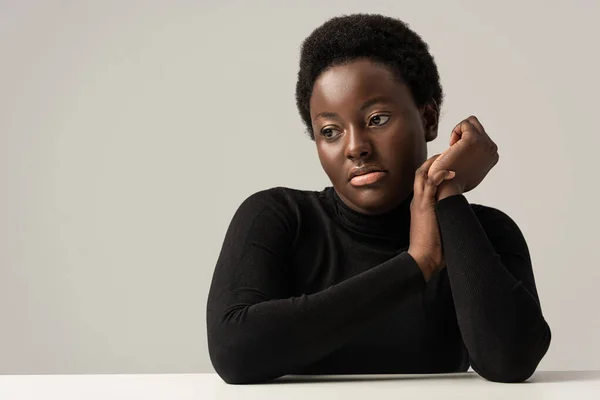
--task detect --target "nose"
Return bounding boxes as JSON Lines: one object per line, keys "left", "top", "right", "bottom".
{"left": 344, "top": 126, "right": 372, "bottom": 161}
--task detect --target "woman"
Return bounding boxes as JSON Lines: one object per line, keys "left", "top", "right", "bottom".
{"left": 206, "top": 14, "right": 551, "bottom": 384}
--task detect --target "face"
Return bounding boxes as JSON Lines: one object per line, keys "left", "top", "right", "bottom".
{"left": 309, "top": 58, "right": 439, "bottom": 215}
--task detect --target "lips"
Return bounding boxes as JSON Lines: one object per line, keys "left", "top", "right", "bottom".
{"left": 350, "top": 171, "right": 387, "bottom": 186}
{"left": 348, "top": 164, "right": 386, "bottom": 181}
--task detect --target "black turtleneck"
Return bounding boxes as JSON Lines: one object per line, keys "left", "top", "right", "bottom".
{"left": 206, "top": 186, "right": 551, "bottom": 384}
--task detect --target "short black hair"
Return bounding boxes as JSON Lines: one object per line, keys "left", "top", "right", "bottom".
{"left": 295, "top": 13, "right": 444, "bottom": 140}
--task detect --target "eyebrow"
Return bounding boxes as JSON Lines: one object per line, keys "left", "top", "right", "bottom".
{"left": 313, "top": 96, "right": 394, "bottom": 121}
{"left": 359, "top": 96, "right": 393, "bottom": 111}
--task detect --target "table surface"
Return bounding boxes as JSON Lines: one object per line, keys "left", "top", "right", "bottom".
{"left": 1, "top": 371, "right": 599, "bottom": 399}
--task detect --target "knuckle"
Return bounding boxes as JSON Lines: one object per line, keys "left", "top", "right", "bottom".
{"left": 429, "top": 172, "right": 440, "bottom": 182}
{"left": 410, "top": 200, "right": 420, "bottom": 211}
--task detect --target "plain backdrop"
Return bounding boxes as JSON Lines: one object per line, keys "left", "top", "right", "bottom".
{"left": 1, "top": 0, "right": 598, "bottom": 374}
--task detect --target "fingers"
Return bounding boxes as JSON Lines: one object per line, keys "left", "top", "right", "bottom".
{"left": 421, "top": 154, "right": 441, "bottom": 171}
{"left": 451, "top": 119, "right": 478, "bottom": 140}
{"left": 467, "top": 115, "right": 486, "bottom": 134}
{"left": 431, "top": 148, "right": 451, "bottom": 174}
{"left": 450, "top": 130, "right": 461, "bottom": 146}
{"left": 467, "top": 115, "right": 497, "bottom": 146}
{"left": 466, "top": 115, "right": 498, "bottom": 153}
{"left": 423, "top": 170, "right": 455, "bottom": 201}
{"left": 453, "top": 115, "right": 494, "bottom": 145}
{"left": 413, "top": 163, "right": 428, "bottom": 198}
{"left": 432, "top": 169, "right": 456, "bottom": 186}
{"left": 414, "top": 154, "right": 441, "bottom": 196}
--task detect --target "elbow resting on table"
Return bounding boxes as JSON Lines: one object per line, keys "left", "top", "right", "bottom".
{"left": 207, "top": 306, "right": 275, "bottom": 384}
{"left": 477, "top": 360, "right": 537, "bottom": 383}
{"left": 213, "top": 361, "right": 262, "bottom": 385}
{"left": 209, "top": 345, "right": 268, "bottom": 384}
{"left": 207, "top": 334, "right": 255, "bottom": 384}
{"left": 208, "top": 331, "right": 280, "bottom": 385}
{"left": 475, "top": 327, "right": 552, "bottom": 383}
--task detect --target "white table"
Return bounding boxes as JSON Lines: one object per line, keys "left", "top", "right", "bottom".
{"left": 0, "top": 371, "right": 599, "bottom": 399}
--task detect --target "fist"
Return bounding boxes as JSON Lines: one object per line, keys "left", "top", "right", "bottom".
{"left": 428, "top": 115, "right": 499, "bottom": 194}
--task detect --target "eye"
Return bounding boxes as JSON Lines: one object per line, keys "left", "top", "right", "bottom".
{"left": 320, "top": 126, "right": 341, "bottom": 140}
{"left": 368, "top": 114, "right": 391, "bottom": 126}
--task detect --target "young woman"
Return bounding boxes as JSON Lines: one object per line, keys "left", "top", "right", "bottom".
{"left": 206, "top": 13, "right": 551, "bottom": 384}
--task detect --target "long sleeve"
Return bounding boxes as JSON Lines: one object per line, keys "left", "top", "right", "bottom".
{"left": 206, "top": 189, "right": 426, "bottom": 384}
{"left": 434, "top": 194, "right": 551, "bottom": 383}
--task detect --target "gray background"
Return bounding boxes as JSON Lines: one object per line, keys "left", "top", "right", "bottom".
{"left": 1, "top": 0, "right": 598, "bottom": 374}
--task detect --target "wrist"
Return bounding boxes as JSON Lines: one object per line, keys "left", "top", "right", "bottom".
{"left": 407, "top": 250, "right": 435, "bottom": 282}
{"left": 436, "top": 181, "right": 463, "bottom": 201}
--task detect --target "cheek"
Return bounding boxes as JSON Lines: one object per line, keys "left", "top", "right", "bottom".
{"left": 380, "top": 126, "right": 426, "bottom": 171}
{"left": 316, "top": 144, "right": 343, "bottom": 179}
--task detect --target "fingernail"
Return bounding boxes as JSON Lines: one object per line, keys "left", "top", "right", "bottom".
{"left": 447, "top": 171, "right": 456, "bottom": 179}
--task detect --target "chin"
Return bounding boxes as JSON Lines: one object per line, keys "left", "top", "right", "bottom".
{"left": 348, "top": 186, "right": 399, "bottom": 215}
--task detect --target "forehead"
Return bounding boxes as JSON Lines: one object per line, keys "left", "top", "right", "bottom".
{"left": 309, "top": 59, "right": 412, "bottom": 116}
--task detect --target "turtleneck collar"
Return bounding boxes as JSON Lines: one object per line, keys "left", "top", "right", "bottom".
{"left": 324, "top": 186, "right": 413, "bottom": 247}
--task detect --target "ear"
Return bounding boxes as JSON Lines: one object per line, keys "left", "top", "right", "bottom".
{"left": 420, "top": 100, "right": 439, "bottom": 142}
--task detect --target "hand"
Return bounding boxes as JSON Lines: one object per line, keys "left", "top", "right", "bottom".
{"left": 408, "top": 154, "right": 456, "bottom": 282}
{"left": 428, "top": 115, "right": 500, "bottom": 198}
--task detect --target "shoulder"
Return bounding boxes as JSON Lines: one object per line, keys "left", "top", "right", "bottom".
{"left": 232, "top": 186, "right": 323, "bottom": 228}
{"left": 237, "top": 186, "right": 291, "bottom": 209}
{"left": 225, "top": 186, "right": 327, "bottom": 251}
{"left": 237, "top": 186, "right": 319, "bottom": 213}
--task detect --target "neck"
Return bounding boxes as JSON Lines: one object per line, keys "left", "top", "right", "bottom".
{"left": 327, "top": 187, "right": 412, "bottom": 247}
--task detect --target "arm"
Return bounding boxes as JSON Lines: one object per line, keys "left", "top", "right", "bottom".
{"left": 434, "top": 194, "right": 551, "bottom": 383}
{"left": 206, "top": 189, "right": 426, "bottom": 384}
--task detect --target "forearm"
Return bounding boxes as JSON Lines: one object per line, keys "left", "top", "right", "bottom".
{"left": 435, "top": 195, "right": 551, "bottom": 382}
{"left": 207, "top": 252, "right": 425, "bottom": 384}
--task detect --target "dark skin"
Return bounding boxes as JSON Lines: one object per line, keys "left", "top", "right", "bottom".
{"left": 309, "top": 57, "right": 499, "bottom": 280}
{"left": 430, "top": 116, "right": 500, "bottom": 199}
{"left": 309, "top": 58, "right": 439, "bottom": 215}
